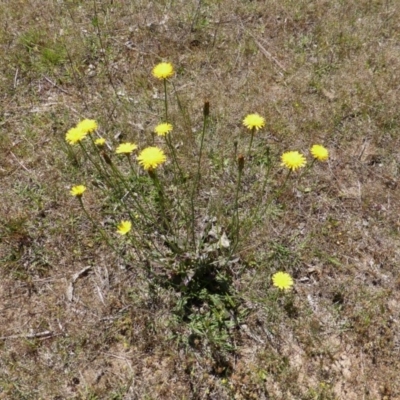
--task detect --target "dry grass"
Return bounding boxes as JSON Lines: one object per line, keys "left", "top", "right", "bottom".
{"left": 1, "top": 0, "right": 400, "bottom": 399}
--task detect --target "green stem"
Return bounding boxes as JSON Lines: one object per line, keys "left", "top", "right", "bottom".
{"left": 149, "top": 170, "right": 177, "bottom": 239}
{"left": 260, "top": 169, "right": 292, "bottom": 219}
{"left": 272, "top": 170, "right": 291, "bottom": 203}
{"left": 163, "top": 78, "right": 168, "bottom": 122}
{"left": 299, "top": 158, "right": 316, "bottom": 179}
{"left": 79, "top": 141, "right": 108, "bottom": 181}
{"left": 109, "top": 162, "right": 156, "bottom": 226}
{"left": 196, "top": 107, "right": 208, "bottom": 186}
{"left": 231, "top": 165, "right": 243, "bottom": 255}
{"left": 78, "top": 197, "right": 117, "bottom": 253}
{"left": 242, "top": 169, "right": 292, "bottom": 241}
{"left": 127, "top": 154, "right": 137, "bottom": 175}
{"left": 87, "top": 136, "right": 116, "bottom": 187}
{"left": 190, "top": 106, "right": 209, "bottom": 248}
{"left": 112, "top": 157, "right": 177, "bottom": 255}
{"left": 165, "top": 134, "right": 185, "bottom": 182}
{"left": 248, "top": 127, "right": 255, "bottom": 154}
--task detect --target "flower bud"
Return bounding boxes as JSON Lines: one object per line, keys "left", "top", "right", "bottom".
{"left": 238, "top": 154, "right": 245, "bottom": 172}
{"left": 203, "top": 100, "right": 210, "bottom": 118}
{"left": 101, "top": 151, "right": 112, "bottom": 165}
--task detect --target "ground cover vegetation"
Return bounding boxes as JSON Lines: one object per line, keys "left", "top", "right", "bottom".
{"left": 1, "top": 0, "right": 400, "bottom": 399}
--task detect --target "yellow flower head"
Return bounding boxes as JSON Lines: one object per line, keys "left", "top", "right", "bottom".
{"left": 272, "top": 272, "right": 294, "bottom": 290}
{"left": 311, "top": 144, "right": 329, "bottom": 161}
{"left": 281, "top": 151, "right": 307, "bottom": 171}
{"left": 66, "top": 127, "right": 86, "bottom": 145}
{"left": 76, "top": 119, "right": 98, "bottom": 134}
{"left": 117, "top": 220, "right": 132, "bottom": 235}
{"left": 154, "top": 123, "right": 173, "bottom": 136}
{"left": 95, "top": 138, "right": 106, "bottom": 146}
{"left": 243, "top": 113, "right": 265, "bottom": 131}
{"left": 116, "top": 142, "right": 138, "bottom": 154}
{"left": 152, "top": 62, "right": 174, "bottom": 80}
{"left": 137, "top": 146, "right": 167, "bottom": 171}
{"left": 70, "top": 185, "right": 86, "bottom": 197}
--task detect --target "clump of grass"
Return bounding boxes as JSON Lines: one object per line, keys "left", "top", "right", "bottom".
{"left": 64, "top": 61, "right": 329, "bottom": 353}
{"left": 18, "top": 29, "right": 66, "bottom": 72}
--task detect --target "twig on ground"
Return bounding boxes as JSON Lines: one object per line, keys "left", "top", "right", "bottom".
{"left": 0, "top": 330, "right": 57, "bottom": 340}
{"left": 43, "top": 75, "right": 70, "bottom": 95}
{"left": 66, "top": 266, "right": 93, "bottom": 302}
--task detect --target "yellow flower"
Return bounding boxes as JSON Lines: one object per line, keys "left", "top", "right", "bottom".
{"left": 95, "top": 138, "right": 106, "bottom": 146}
{"left": 243, "top": 113, "right": 265, "bottom": 131}
{"left": 152, "top": 62, "right": 174, "bottom": 80}
{"left": 117, "top": 220, "right": 132, "bottom": 235}
{"left": 137, "top": 146, "right": 167, "bottom": 170}
{"left": 272, "top": 272, "right": 294, "bottom": 290}
{"left": 70, "top": 185, "right": 86, "bottom": 197}
{"left": 116, "top": 142, "right": 138, "bottom": 154}
{"left": 76, "top": 119, "right": 98, "bottom": 134}
{"left": 311, "top": 144, "right": 329, "bottom": 161}
{"left": 65, "top": 127, "right": 86, "bottom": 145}
{"left": 154, "top": 123, "right": 173, "bottom": 136}
{"left": 281, "top": 151, "right": 307, "bottom": 171}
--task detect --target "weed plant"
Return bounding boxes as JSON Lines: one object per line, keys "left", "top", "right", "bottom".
{"left": 65, "top": 62, "right": 329, "bottom": 353}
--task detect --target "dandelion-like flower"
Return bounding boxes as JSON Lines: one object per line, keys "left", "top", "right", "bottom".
{"left": 311, "top": 144, "right": 329, "bottom": 161}
{"left": 116, "top": 142, "right": 138, "bottom": 154}
{"left": 154, "top": 123, "right": 173, "bottom": 136}
{"left": 272, "top": 272, "right": 294, "bottom": 290}
{"left": 65, "top": 127, "right": 86, "bottom": 145}
{"left": 70, "top": 185, "right": 86, "bottom": 197}
{"left": 117, "top": 220, "right": 132, "bottom": 235}
{"left": 95, "top": 138, "right": 106, "bottom": 146}
{"left": 152, "top": 62, "right": 174, "bottom": 80}
{"left": 281, "top": 151, "right": 307, "bottom": 171}
{"left": 76, "top": 119, "right": 98, "bottom": 134}
{"left": 243, "top": 113, "right": 265, "bottom": 131}
{"left": 137, "top": 146, "right": 167, "bottom": 171}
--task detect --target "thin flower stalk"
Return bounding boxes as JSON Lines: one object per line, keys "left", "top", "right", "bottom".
{"left": 242, "top": 167, "right": 292, "bottom": 241}
{"left": 78, "top": 141, "right": 114, "bottom": 188}
{"left": 243, "top": 113, "right": 265, "bottom": 154}
{"left": 152, "top": 62, "right": 174, "bottom": 121}
{"left": 75, "top": 196, "right": 118, "bottom": 253}
{"left": 114, "top": 219, "right": 155, "bottom": 263}
{"left": 86, "top": 134, "right": 116, "bottom": 186}
{"left": 96, "top": 165, "right": 168, "bottom": 259}
{"left": 157, "top": 83, "right": 186, "bottom": 184}
{"left": 231, "top": 155, "right": 245, "bottom": 255}
{"left": 298, "top": 158, "right": 316, "bottom": 179}
{"left": 109, "top": 155, "right": 174, "bottom": 244}
{"left": 115, "top": 196, "right": 168, "bottom": 259}
{"left": 148, "top": 170, "right": 178, "bottom": 240}
{"left": 253, "top": 169, "right": 292, "bottom": 226}
{"left": 107, "top": 162, "right": 158, "bottom": 227}
{"left": 124, "top": 154, "right": 165, "bottom": 225}
{"left": 190, "top": 101, "right": 209, "bottom": 247}
{"left": 245, "top": 147, "right": 273, "bottom": 217}
{"left": 196, "top": 101, "right": 209, "bottom": 186}
{"left": 248, "top": 127, "right": 256, "bottom": 154}
{"left": 163, "top": 78, "right": 168, "bottom": 122}
{"left": 164, "top": 134, "right": 186, "bottom": 185}
{"left": 299, "top": 145, "right": 329, "bottom": 178}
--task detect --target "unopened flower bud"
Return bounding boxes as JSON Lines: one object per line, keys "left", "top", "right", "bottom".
{"left": 203, "top": 100, "right": 210, "bottom": 118}
{"left": 238, "top": 154, "right": 245, "bottom": 172}
{"left": 101, "top": 151, "right": 112, "bottom": 165}
{"left": 233, "top": 140, "right": 238, "bottom": 157}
